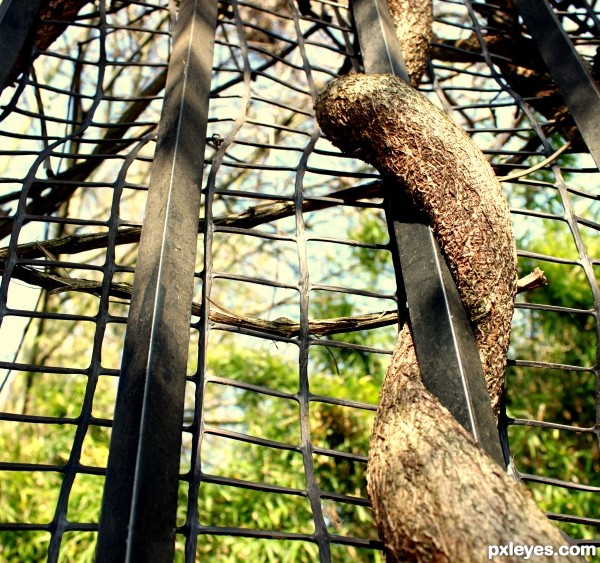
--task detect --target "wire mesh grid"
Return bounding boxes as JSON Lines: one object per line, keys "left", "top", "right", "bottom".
{"left": 0, "top": 1, "right": 171, "bottom": 559}
{"left": 0, "top": 0, "right": 598, "bottom": 561}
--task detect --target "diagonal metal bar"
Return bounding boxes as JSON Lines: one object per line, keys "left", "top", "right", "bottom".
{"left": 387, "top": 204, "right": 506, "bottom": 462}
{"left": 514, "top": 0, "right": 600, "bottom": 169}
{"left": 349, "top": 0, "right": 504, "bottom": 465}
{"left": 95, "top": 0, "right": 218, "bottom": 561}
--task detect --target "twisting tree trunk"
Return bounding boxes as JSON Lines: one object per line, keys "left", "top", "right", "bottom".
{"left": 315, "top": 72, "right": 579, "bottom": 562}
{"left": 316, "top": 73, "right": 517, "bottom": 420}
{"left": 368, "top": 327, "right": 580, "bottom": 562}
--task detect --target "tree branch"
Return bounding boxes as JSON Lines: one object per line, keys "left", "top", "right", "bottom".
{"left": 0, "top": 182, "right": 384, "bottom": 260}
{"left": 5, "top": 263, "right": 544, "bottom": 339}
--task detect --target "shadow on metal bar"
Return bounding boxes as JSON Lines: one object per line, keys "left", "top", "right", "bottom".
{"left": 0, "top": 0, "right": 44, "bottom": 93}
{"left": 514, "top": 0, "right": 600, "bottom": 169}
{"left": 95, "top": 0, "right": 218, "bottom": 561}
{"left": 349, "top": 0, "right": 505, "bottom": 465}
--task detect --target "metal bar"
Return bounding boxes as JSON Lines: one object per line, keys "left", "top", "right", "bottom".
{"left": 388, "top": 204, "right": 505, "bottom": 463}
{"left": 514, "top": 0, "right": 600, "bottom": 169}
{"left": 95, "top": 0, "right": 218, "bottom": 560}
{"left": 350, "top": 0, "right": 504, "bottom": 465}
{"left": 349, "top": 0, "right": 409, "bottom": 81}
{"left": 0, "top": 0, "right": 44, "bottom": 92}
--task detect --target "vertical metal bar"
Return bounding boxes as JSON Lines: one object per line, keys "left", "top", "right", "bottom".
{"left": 349, "top": 0, "right": 409, "bottom": 80}
{"left": 95, "top": 0, "right": 218, "bottom": 560}
{"left": 514, "top": 0, "right": 600, "bottom": 169}
{"left": 349, "top": 0, "right": 504, "bottom": 465}
{"left": 0, "top": 0, "right": 44, "bottom": 92}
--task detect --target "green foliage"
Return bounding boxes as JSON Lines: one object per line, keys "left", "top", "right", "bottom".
{"left": 185, "top": 322, "right": 384, "bottom": 560}
{"left": 505, "top": 172, "right": 600, "bottom": 540}
{"left": 0, "top": 531, "right": 51, "bottom": 563}
{"left": 189, "top": 536, "right": 320, "bottom": 562}
{"left": 0, "top": 316, "right": 111, "bottom": 561}
{"left": 0, "top": 370, "right": 109, "bottom": 561}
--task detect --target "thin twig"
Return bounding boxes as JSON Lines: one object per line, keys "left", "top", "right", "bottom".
{"left": 209, "top": 309, "right": 399, "bottom": 338}
{"left": 516, "top": 267, "right": 547, "bottom": 293}
{"left": 497, "top": 142, "right": 572, "bottom": 182}
{"left": 9, "top": 265, "right": 399, "bottom": 337}
{"left": 6, "top": 265, "right": 545, "bottom": 338}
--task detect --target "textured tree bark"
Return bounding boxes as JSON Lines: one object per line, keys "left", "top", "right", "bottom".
{"left": 314, "top": 73, "right": 578, "bottom": 561}
{"left": 315, "top": 73, "right": 517, "bottom": 420}
{"left": 387, "top": 0, "right": 433, "bottom": 86}
{"left": 369, "top": 327, "right": 581, "bottom": 562}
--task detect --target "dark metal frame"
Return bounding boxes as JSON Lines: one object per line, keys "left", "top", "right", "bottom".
{"left": 514, "top": 0, "right": 600, "bottom": 169}
{"left": 96, "top": 0, "right": 218, "bottom": 560}
{"left": 0, "top": 0, "right": 44, "bottom": 92}
{"left": 0, "top": 0, "right": 599, "bottom": 560}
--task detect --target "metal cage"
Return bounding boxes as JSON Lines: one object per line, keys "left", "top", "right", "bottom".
{"left": 0, "top": 0, "right": 598, "bottom": 561}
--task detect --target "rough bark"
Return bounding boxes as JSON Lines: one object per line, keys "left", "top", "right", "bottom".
{"left": 315, "top": 73, "right": 517, "bottom": 419}
{"left": 313, "top": 72, "right": 578, "bottom": 561}
{"left": 369, "top": 326, "right": 581, "bottom": 562}
{"left": 387, "top": 0, "right": 433, "bottom": 86}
